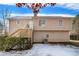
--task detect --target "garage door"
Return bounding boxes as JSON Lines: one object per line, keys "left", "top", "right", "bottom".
{"left": 34, "top": 31, "right": 70, "bottom": 42}
{"left": 52, "top": 32, "right": 70, "bottom": 42}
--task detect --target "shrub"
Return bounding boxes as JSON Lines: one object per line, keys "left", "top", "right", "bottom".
{"left": 0, "top": 36, "right": 32, "bottom": 51}
{"left": 4, "top": 37, "right": 19, "bottom": 51}
{"left": 15, "top": 38, "right": 32, "bottom": 50}
{"left": 0, "top": 36, "right": 6, "bottom": 51}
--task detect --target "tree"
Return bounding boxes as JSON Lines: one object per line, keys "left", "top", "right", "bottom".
{"left": 0, "top": 8, "right": 11, "bottom": 36}
{"left": 73, "top": 14, "right": 79, "bottom": 24}
{"left": 73, "top": 14, "right": 79, "bottom": 33}
{"left": 72, "top": 14, "right": 79, "bottom": 40}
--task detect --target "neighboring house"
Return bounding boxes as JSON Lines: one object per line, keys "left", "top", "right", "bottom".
{"left": 0, "top": 22, "right": 3, "bottom": 36}
{"left": 8, "top": 16, "right": 73, "bottom": 43}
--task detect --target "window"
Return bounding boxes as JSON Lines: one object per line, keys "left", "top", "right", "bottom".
{"left": 59, "top": 19, "right": 63, "bottom": 26}
{"left": 39, "top": 19, "right": 46, "bottom": 27}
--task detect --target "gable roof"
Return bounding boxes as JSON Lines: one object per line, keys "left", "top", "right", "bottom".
{"left": 8, "top": 15, "right": 74, "bottom": 20}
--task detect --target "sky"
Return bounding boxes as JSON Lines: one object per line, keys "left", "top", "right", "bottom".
{"left": 0, "top": 3, "right": 79, "bottom": 29}
{"left": 0, "top": 3, "right": 79, "bottom": 17}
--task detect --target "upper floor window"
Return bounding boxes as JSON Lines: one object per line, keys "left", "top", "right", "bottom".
{"left": 39, "top": 19, "right": 46, "bottom": 27}
{"left": 59, "top": 19, "right": 63, "bottom": 26}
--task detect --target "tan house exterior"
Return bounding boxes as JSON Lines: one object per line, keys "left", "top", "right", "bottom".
{"left": 8, "top": 16, "right": 73, "bottom": 43}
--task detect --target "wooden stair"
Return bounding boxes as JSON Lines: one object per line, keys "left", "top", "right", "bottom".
{"left": 10, "top": 29, "right": 21, "bottom": 36}
{"left": 10, "top": 29, "right": 32, "bottom": 38}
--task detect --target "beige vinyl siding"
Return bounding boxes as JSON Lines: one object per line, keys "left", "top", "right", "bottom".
{"left": 9, "top": 19, "right": 32, "bottom": 35}
{"left": 34, "top": 31, "right": 70, "bottom": 42}
{"left": 34, "top": 17, "right": 72, "bottom": 31}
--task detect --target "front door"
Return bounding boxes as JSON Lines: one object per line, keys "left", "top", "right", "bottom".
{"left": 44, "top": 34, "right": 49, "bottom": 43}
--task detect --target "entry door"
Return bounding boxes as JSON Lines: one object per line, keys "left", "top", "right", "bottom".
{"left": 48, "top": 32, "right": 54, "bottom": 42}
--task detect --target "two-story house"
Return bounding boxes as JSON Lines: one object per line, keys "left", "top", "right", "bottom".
{"left": 8, "top": 16, "right": 73, "bottom": 43}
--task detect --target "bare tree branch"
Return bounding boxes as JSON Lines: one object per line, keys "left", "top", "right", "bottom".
{"left": 0, "top": 7, "right": 11, "bottom": 36}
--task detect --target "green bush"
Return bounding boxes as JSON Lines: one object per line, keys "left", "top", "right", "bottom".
{"left": 16, "top": 38, "right": 32, "bottom": 50}
{"left": 4, "top": 37, "right": 19, "bottom": 51}
{"left": 0, "top": 36, "right": 6, "bottom": 51}
{"left": 0, "top": 36, "right": 32, "bottom": 51}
